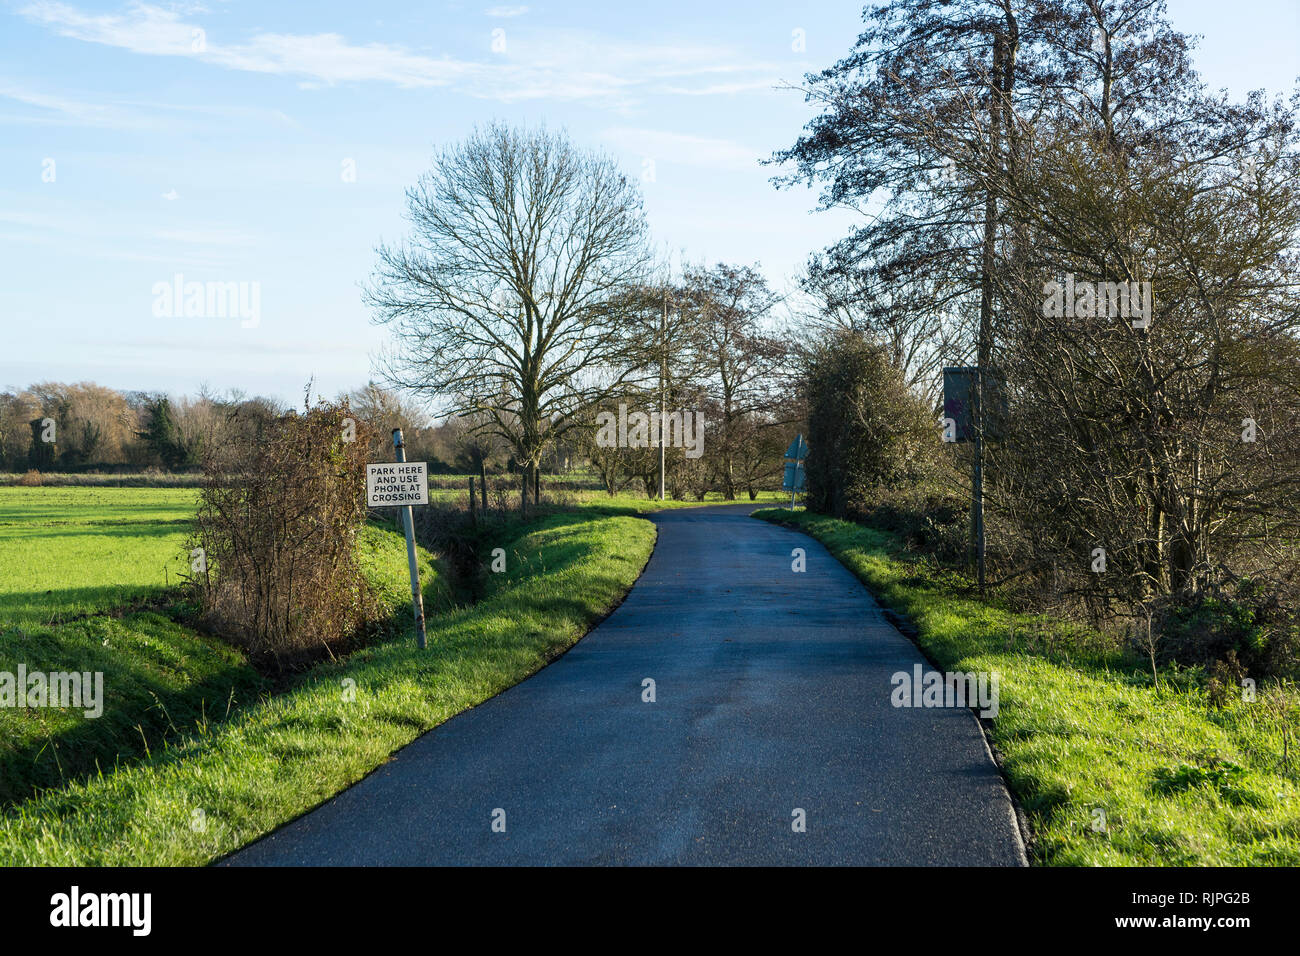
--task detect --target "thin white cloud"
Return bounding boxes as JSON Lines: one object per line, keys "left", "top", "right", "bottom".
{"left": 0, "top": 80, "right": 150, "bottom": 127}
{"left": 20, "top": 2, "right": 469, "bottom": 87}
{"left": 486, "top": 5, "right": 529, "bottom": 17}
{"left": 657, "top": 79, "right": 781, "bottom": 96}
{"left": 0, "top": 208, "right": 255, "bottom": 264}
{"left": 19, "top": 1, "right": 788, "bottom": 105}
{"left": 80, "top": 335, "right": 369, "bottom": 358}
{"left": 0, "top": 228, "right": 227, "bottom": 268}
{"left": 22, "top": 0, "right": 197, "bottom": 54}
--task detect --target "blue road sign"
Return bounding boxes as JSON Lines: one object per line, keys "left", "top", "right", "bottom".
{"left": 782, "top": 460, "right": 806, "bottom": 492}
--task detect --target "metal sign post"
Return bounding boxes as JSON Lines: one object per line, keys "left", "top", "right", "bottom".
{"left": 659, "top": 290, "right": 667, "bottom": 501}
{"left": 366, "top": 429, "right": 428, "bottom": 649}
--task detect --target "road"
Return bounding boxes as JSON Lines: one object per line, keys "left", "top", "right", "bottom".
{"left": 227, "top": 504, "right": 1026, "bottom": 866}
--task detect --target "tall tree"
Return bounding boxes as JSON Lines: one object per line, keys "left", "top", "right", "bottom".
{"left": 771, "top": 0, "right": 1034, "bottom": 390}
{"left": 771, "top": 0, "right": 1030, "bottom": 585}
{"left": 367, "top": 123, "right": 652, "bottom": 512}
{"left": 140, "top": 396, "right": 196, "bottom": 469}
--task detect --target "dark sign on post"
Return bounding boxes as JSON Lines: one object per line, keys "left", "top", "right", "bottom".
{"left": 943, "top": 367, "right": 976, "bottom": 443}
{"left": 942, "top": 367, "right": 1007, "bottom": 443}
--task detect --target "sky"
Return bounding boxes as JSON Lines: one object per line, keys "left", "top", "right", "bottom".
{"left": 1, "top": 0, "right": 1298, "bottom": 405}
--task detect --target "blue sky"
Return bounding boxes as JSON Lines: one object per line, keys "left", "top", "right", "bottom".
{"left": 1, "top": 1, "right": 1297, "bottom": 404}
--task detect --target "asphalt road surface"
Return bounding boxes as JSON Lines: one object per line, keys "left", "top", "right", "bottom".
{"left": 228, "top": 504, "right": 1026, "bottom": 866}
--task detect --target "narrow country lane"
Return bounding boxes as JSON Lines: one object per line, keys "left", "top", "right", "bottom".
{"left": 227, "top": 504, "right": 1026, "bottom": 866}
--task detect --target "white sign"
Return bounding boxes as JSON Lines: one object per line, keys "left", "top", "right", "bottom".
{"left": 366, "top": 461, "right": 428, "bottom": 506}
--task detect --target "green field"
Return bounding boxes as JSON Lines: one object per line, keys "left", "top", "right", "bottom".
{"left": 0, "top": 487, "right": 198, "bottom": 626}
{"left": 0, "top": 484, "right": 777, "bottom": 627}
{"left": 0, "top": 482, "right": 780, "bottom": 860}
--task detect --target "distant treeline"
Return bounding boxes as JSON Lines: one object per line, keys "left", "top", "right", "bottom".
{"left": 0, "top": 381, "right": 574, "bottom": 476}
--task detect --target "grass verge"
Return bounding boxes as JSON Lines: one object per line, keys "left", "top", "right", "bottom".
{"left": 0, "top": 485, "right": 265, "bottom": 806}
{"left": 0, "top": 511, "right": 655, "bottom": 865}
{"left": 755, "top": 508, "right": 1300, "bottom": 866}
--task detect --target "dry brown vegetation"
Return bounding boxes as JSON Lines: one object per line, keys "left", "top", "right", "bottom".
{"left": 192, "top": 401, "right": 382, "bottom": 666}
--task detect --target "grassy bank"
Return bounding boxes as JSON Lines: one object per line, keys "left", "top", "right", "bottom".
{"left": 755, "top": 509, "right": 1300, "bottom": 866}
{"left": 0, "top": 510, "right": 655, "bottom": 865}
{"left": 0, "top": 486, "right": 265, "bottom": 806}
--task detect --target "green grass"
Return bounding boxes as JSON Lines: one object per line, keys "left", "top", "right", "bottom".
{"left": 0, "top": 490, "right": 431, "bottom": 808}
{"left": 0, "top": 605, "right": 265, "bottom": 807}
{"left": 0, "top": 479, "right": 745, "bottom": 802}
{"left": 0, "top": 481, "right": 745, "bottom": 861}
{"left": 754, "top": 508, "right": 1300, "bottom": 866}
{"left": 0, "top": 486, "right": 265, "bottom": 806}
{"left": 0, "top": 487, "right": 198, "bottom": 625}
{"left": 0, "top": 509, "right": 656, "bottom": 865}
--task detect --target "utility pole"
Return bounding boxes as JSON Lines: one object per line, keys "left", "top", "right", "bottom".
{"left": 659, "top": 288, "right": 667, "bottom": 500}
{"left": 973, "top": 374, "right": 986, "bottom": 595}
{"left": 944, "top": 366, "right": 987, "bottom": 595}
{"left": 972, "top": 29, "right": 1008, "bottom": 599}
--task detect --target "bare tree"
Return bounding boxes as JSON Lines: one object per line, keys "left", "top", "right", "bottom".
{"left": 681, "top": 262, "right": 787, "bottom": 499}
{"left": 367, "top": 123, "right": 652, "bottom": 512}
